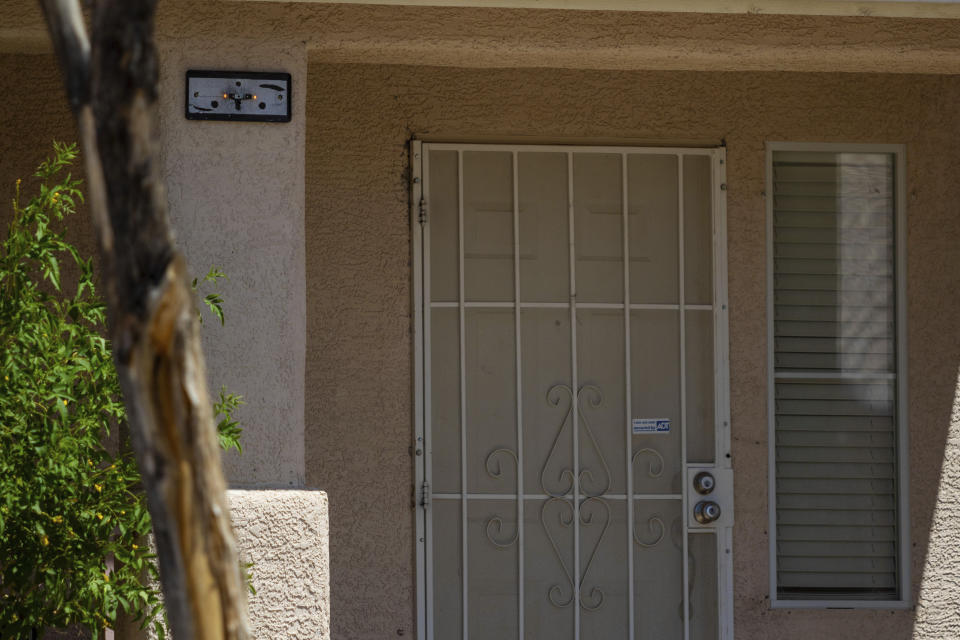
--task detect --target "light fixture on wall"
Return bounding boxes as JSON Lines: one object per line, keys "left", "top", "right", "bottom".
{"left": 185, "top": 70, "right": 291, "bottom": 122}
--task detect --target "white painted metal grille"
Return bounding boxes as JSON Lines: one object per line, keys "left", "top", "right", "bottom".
{"left": 415, "top": 143, "right": 731, "bottom": 639}
{"left": 770, "top": 148, "right": 906, "bottom": 602}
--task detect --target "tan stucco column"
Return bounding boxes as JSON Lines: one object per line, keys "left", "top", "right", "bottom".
{"left": 157, "top": 38, "right": 308, "bottom": 487}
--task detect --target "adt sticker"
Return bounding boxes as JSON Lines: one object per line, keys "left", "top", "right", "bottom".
{"left": 632, "top": 418, "right": 671, "bottom": 435}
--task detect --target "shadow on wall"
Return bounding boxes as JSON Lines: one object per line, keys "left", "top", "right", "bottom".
{"left": 0, "top": 56, "right": 93, "bottom": 275}
{"left": 910, "top": 365, "right": 960, "bottom": 637}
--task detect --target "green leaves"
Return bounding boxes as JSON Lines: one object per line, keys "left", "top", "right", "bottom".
{"left": 192, "top": 266, "right": 226, "bottom": 325}
{"left": 34, "top": 141, "right": 79, "bottom": 181}
{"left": 0, "top": 143, "right": 246, "bottom": 637}
{"left": 214, "top": 387, "right": 245, "bottom": 453}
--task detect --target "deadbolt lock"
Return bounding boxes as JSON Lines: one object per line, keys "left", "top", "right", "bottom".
{"left": 693, "top": 471, "right": 715, "bottom": 495}
{"left": 694, "top": 500, "right": 722, "bottom": 525}
{"left": 686, "top": 467, "right": 733, "bottom": 528}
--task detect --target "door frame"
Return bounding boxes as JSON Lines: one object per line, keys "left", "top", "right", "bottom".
{"left": 410, "top": 140, "right": 733, "bottom": 640}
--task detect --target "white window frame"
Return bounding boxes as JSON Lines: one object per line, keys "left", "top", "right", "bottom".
{"left": 766, "top": 141, "right": 910, "bottom": 610}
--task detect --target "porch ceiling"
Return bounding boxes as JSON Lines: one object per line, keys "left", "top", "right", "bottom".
{"left": 232, "top": 0, "right": 960, "bottom": 20}
{"left": 3, "top": 0, "right": 960, "bottom": 74}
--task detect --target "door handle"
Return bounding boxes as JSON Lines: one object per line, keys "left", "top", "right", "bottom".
{"left": 694, "top": 500, "right": 722, "bottom": 524}
{"left": 693, "top": 471, "right": 715, "bottom": 495}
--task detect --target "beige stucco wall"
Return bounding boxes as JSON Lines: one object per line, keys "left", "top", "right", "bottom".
{"left": 227, "top": 489, "right": 331, "bottom": 638}
{"left": 136, "top": 489, "right": 330, "bottom": 640}
{"left": 0, "top": 55, "right": 91, "bottom": 267}
{"left": 0, "top": 41, "right": 308, "bottom": 488}
{"left": 0, "top": 45, "right": 317, "bottom": 632}
{"left": 3, "top": 3, "right": 960, "bottom": 637}
{"left": 156, "top": 38, "right": 308, "bottom": 487}
{"left": 304, "top": 64, "right": 960, "bottom": 639}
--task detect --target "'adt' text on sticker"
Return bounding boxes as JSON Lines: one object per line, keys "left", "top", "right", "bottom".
{"left": 632, "top": 418, "right": 671, "bottom": 435}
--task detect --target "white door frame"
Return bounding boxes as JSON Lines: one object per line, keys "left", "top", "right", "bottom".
{"left": 411, "top": 140, "right": 733, "bottom": 640}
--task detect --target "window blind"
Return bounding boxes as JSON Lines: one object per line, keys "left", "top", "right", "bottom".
{"left": 771, "top": 150, "right": 901, "bottom": 601}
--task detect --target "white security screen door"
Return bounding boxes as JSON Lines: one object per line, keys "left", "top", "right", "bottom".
{"left": 412, "top": 143, "right": 733, "bottom": 640}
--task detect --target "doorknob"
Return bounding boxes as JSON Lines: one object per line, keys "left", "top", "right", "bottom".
{"left": 693, "top": 471, "right": 715, "bottom": 495}
{"left": 694, "top": 500, "right": 722, "bottom": 524}
{"left": 686, "top": 467, "right": 733, "bottom": 528}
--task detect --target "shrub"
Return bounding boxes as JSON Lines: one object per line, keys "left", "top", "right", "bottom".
{"left": 0, "top": 143, "right": 242, "bottom": 638}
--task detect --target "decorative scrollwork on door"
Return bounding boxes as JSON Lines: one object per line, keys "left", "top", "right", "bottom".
{"left": 540, "top": 385, "right": 575, "bottom": 497}
{"left": 540, "top": 496, "right": 611, "bottom": 611}
{"left": 485, "top": 447, "right": 518, "bottom": 481}
{"left": 631, "top": 447, "right": 667, "bottom": 548}
{"left": 578, "top": 496, "right": 610, "bottom": 611}
{"left": 633, "top": 512, "right": 666, "bottom": 548}
{"left": 541, "top": 497, "right": 575, "bottom": 608}
{"left": 485, "top": 514, "right": 519, "bottom": 548}
{"left": 483, "top": 447, "right": 519, "bottom": 548}
{"left": 632, "top": 447, "right": 665, "bottom": 480}
{"left": 577, "top": 386, "right": 611, "bottom": 498}
{"left": 538, "top": 384, "right": 613, "bottom": 610}
{"left": 540, "top": 384, "right": 612, "bottom": 498}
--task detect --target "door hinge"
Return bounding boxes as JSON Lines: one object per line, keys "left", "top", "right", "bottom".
{"left": 420, "top": 480, "right": 431, "bottom": 508}
{"left": 418, "top": 198, "right": 428, "bottom": 225}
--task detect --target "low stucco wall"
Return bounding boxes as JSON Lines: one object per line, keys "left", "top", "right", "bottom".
{"left": 228, "top": 489, "right": 331, "bottom": 639}
{"left": 304, "top": 64, "right": 960, "bottom": 639}
{"left": 136, "top": 489, "right": 330, "bottom": 640}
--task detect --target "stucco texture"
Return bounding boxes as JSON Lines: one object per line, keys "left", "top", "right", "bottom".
{"left": 4, "top": 3, "right": 960, "bottom": 637}
{"left": 138, "top": 490, "right": 330, "bottom": 640}
{"left": 6, "top": 1, "right": 960, "bottom": 75}
{"left": 156, "top": 38, "right": 308, "bottom": 487}
{"left": 228, "top": 489, "right": 331, "bottom": 639}
{"left": 304, "top": 65, "right": 960, "bottom": 639}
{"left": 0, "top": 39, "right": 308, "bottom": 488}
{"left": 0, "top": 54, "right": 87, "bottom": 274}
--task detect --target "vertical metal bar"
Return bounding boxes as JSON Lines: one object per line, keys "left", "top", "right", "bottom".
{"left": 512, "top": 151, "right": 525, "bottom": 640}
{"left": 424, "top": 148, "right": 436, "bottom": 640}
{"left": 413, "top": 141, "right": 428, "bottom": 640}
{"left": 765, "top": 144, "right": 779, "bottom": 611}
{"left": 458, "top": 150, "right": 469, "bottom": 640}
{"left": 622, "top": 152, "right": 635, "bottom": 640}
{"left": 712, "top": 149, "right": 730, "bottom": 471}
{"left": 678, "top": 154, "right": 690, "bottom": 640}
{"left": 894, "top": 146, "right": 911, "bottom": 607}
{"left": 713, "top": 148, "right": 734, "bottom": 640}
{"left": 568, "top": 151, "right": 581, "bottom": 640}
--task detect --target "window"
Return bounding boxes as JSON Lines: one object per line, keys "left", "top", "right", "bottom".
{"left": 766, "top": 143, "right": 909, "bottom": 607}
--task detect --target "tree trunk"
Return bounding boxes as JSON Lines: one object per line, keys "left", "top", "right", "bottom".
{"left": 38, "top": 1, "right": 250, "bottom": 638}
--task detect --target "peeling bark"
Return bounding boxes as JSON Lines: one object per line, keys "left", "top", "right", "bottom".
{"left": 39, "top": 1, "right": 250, "bottom": 638}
